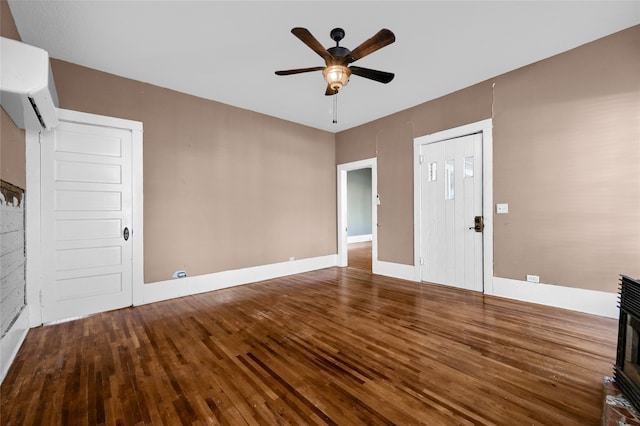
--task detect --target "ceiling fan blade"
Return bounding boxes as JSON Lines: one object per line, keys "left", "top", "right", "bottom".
{"left": 347, "top": 29, "right": 395, "bottom": 63}
{"left": 349, "top": 66, "right": 395, "bottom": 84}
{"left": 325, "top": 84, "right": 338, "bottom": 96}
{"left": 291, "top": 27, "right": 334, "bottom": 62}
{"left": 275, "top": 66, "right": 325, "bottom": 76}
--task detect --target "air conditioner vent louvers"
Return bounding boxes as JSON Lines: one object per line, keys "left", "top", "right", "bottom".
{"left": 28, "top": 96, "right": 47, "bottom": 129}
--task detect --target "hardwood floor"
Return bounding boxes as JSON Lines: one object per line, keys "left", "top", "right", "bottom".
{"left": 1, "top": 262, "right": 617, "bottom": 425}
{"left": 348, "top": 241, "right": 372, "bottom": 271}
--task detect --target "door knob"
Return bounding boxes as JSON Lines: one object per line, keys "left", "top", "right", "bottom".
{"left": 123, "top": 227, "right": 130, "bottom": 241}
{"left": 470, "top": 216, "right": 484, "bottom": 233}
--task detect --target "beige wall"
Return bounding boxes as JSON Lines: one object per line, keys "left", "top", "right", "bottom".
{"left": 492, "top": 25, "right": 640, "bottom": 292}
{"left": 50, "top": 60, "right": 337, "bottom": 283}
{"left": 0, "top": 0, "right": 26, "bottom": 188}
{"left": 336, "top": 25, "right": 640, "bottom": 294}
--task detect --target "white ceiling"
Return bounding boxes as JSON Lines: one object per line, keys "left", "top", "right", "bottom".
{"left": 8, "top": 1, "right": 640, "bottom": 133}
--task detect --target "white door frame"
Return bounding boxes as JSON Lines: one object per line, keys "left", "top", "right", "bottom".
{"left": 337, "top": 158, "right": 378, "bottom": 269}
{"left": 25, "top": 108, "right": 144, "bottom": 327}
{"left": 413, "top": 119, "right": 494, "bottom": 292}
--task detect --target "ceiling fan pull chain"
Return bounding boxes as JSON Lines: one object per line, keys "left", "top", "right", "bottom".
{"left": 333, "top": 93, "right": 338, "bottom": 124}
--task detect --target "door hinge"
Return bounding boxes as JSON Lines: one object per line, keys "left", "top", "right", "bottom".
{"left": 419, "top": 155, "right": 424, "bottom": 165}
{"left": 39, "top": 290, "right": 44, "bottom": 306}
{"left": 420, "top": 257, "right": 425, "bottom": 265}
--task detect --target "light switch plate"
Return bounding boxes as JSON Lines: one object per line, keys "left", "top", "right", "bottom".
{"left": 496, "top": 203, "right": 509, "bottom": 214}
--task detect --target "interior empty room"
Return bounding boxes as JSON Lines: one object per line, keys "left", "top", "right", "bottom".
{"left": 1, "top": 1, "right": 639, "bottom": 425}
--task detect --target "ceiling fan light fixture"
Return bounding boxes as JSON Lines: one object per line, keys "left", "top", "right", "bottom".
{"left": 323, "top": 65, "right": 351, "bottom": 92}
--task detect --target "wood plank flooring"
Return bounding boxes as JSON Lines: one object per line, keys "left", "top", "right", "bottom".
{"left": 1, "top": 247, "right": 617, "bottom": 425}
{"left": 347, "top": 242, "right": 372, "bottom": 272}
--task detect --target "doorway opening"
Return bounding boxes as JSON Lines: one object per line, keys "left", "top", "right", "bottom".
{"left": 337, "top": 158, "right": 377, "bottom": 271}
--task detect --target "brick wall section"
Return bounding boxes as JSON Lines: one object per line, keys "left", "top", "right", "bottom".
{"left": 0, "top": 181, "right": 25, "bottom": 337}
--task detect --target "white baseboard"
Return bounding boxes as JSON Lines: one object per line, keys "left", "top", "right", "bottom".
{"left": 143, "top": 256, "right": 621, "bottom": 319}
{"left": 487, "top": 277, "right": 619, "bottom": 319}
{"left": 372, "top": 264, "right": 619, "bottom": 318}
{"left": 348, "top": 234, "right": 373, "bottom": 243}
{"left": 142, "top": 254, "right": 338, "bottom": 305}
{"left": 1, "top": 306, "right": 30, "bottom": 384}
{"left": 373, "top": 260, "right": 419, "bottom": 282}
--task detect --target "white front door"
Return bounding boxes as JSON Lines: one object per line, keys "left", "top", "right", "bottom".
{"left": 40, "top": 118, "right": 134, "bottom": 323}
{"left": 420, "top": 133, "right": 483, "bottom": 291}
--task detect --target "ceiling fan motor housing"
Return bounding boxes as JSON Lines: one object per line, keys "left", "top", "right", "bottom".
{"left": 327, "top": 46, "right": 351, "bottom": 62}
{"left": 326, "top": 35, "right": 352, "bottom": 93}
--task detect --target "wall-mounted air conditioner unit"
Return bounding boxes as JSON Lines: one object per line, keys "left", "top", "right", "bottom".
{"left": 1, "top": 37, "right": 59, "bottom": 130}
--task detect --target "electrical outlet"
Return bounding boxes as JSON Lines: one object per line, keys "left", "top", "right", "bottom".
{"left": 526, "top": 274, "right": 540, "bottom": 283}
{"left": 496, "top": 203, "right": 509, "bottom": 214}
{"left": 172, "top": 270, "right": 187, "bottom": 279}
{"left": 289, "top": 257, "right": 295, "bottom": 261}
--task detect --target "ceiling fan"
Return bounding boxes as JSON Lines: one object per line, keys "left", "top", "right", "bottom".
{"left": 275, "top": 27, "right": 396, "bottom": 96}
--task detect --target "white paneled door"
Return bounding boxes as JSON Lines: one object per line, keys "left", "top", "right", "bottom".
{"left": 420, "top": 133, "right": 483, "bottom": 291}
{"left": 40, "top": 119, "right": 134, "bottom": 323}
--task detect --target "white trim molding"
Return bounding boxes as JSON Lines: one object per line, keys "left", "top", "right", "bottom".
{"left": 347, "top": 234, "right": 373, "bottom": 243}
{"left": 142, "top": 254, "right": 337, "bottom": 305}
{"left": 488, "top": 277, "right": 619, "bottom": 319}
{"left": 373, "top": 261, "right": 419, "bottom": 283}
{"left": 25, "top": 129, "right": 42, "bottom": 327}
{"left": 130, "top": 125, "right": 144, "bottom": 306}
{"left": 0, "top": 306, "right": 29, "bottom": 384}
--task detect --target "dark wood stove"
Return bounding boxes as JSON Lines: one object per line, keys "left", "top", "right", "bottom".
{"left": 615, "top": 275, "right": 640, "bottom": 411}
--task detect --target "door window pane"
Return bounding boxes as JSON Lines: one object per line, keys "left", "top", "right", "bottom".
{"left": 464, "top": 156, "right": 474, "bottom": 178}
{"left": 445, "top": 160, "right": 455, "bottom": 200}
